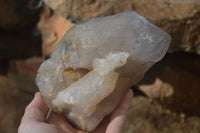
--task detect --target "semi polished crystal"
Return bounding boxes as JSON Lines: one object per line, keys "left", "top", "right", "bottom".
{"left": 36, "top": 11, "right": 171, "bottom": 131}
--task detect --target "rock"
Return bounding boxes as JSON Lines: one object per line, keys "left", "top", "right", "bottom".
{"left": 0, "top": 76, "right": 32, "bottom": 133}
{"left": 123, "top": 97, "right": 200, "bottom": 133}
{"left": 8, "top": 57, "right": 44, "bottom": 94}
{"left": 36, "top": 11, "right": 171, "bottom": 131}
{"left": 38, "top": 4, "right": 73, "bottom": 56}
{"left": 138, "top": 52, "right": 200, "bottom": 116}
{"left": 0, "top": 0, "right": 25, "bottom": 30}
{"left": 159, "top": 0, "right": 200, "bottom": 4}
{"left": 139, "top": 78, "right": 174, "bottom": 100}
{"left": 52, "top": 52, "right": 129, "bottom": 116}
{"left": 43, "top": 0, "right": 200, "bottom": 54}
{"left": 0, "top": 0, "right": 39, "bottom": 30}
{"left": 0, "top": 76, "right": 9, "bottom": 104}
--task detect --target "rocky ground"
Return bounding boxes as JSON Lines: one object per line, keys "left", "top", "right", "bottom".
{"left": 124, "top": 97, "right": 200, "bottom": 133}
{"left": 0, "top": 76, "right": 32, "bottom": 133}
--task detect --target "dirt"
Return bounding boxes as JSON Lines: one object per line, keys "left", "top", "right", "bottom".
{"left": 124, "top": 96, "right": 200, "bottom": 133}
{"left": 0, "top": 76, "right": 32, "bottom": 133}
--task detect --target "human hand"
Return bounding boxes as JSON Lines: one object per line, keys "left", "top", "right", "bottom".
{"left": 18, "top": 89, "right": 133, "bottom": 133}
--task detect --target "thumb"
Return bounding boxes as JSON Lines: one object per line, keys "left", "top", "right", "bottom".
{"left": 21, "top": 92, "right": 49, "bottom": 123}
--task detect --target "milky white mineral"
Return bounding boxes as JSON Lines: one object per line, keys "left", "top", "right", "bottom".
{"left": 36, "top": 11, "right": 171, "bottom": 131}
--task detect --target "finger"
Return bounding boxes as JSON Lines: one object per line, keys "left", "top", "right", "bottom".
{"left": 47, "top": 112, "right": 79, "bottom": 133}
{"left": 21, "top": 92, "right": 49, "bottom": 123}
{"left": 106, "top": 89, "right": 133, "bottom": 133}
{"left": 94, "top": 114, "right": 111, "bottom": 133}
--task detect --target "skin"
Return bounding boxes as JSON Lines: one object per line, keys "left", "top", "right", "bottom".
{"left": 18, "top": 89, "right": 133, "bottom": 133}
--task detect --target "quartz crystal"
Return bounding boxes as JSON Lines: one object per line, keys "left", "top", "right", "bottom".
{"left": 36, "top": 11, "right": 171, "bottom": 132}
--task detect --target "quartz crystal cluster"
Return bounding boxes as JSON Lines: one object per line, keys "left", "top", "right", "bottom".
{"left": 36, "top": 11, "right": 171, "bottom": 131}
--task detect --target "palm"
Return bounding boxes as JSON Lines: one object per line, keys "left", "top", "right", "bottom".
{"left": 19, "top": 90, "right": 133, "bottom": 133}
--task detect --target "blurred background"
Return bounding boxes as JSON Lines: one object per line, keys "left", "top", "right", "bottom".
{"left": 0, "top": 0, "right": 200, "bottom": 133}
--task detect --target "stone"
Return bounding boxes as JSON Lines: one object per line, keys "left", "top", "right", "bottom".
{"left": 36, "top": 11, "right": 171, "bottom": 131}
{"left": 139, "top": 78, "right": 174, "bottom": 100}
{"left": 0, "top": 76, "right": 32, "bottom": 133}
{"left": 37, "top": 4, "right": 73, "bottom": 56}
{"left": 137, "top": 52, "right": 200, "bottom": 116}
{"left": 159, "top": 0, "right": 200, "bottom": 4}
{"left": 123, "top": 97, "right": 200, "bottom": 133}
{"left": 0, "top": 0, "right": 39, "bottom": 30}
{"left": 43, "top": 0, "right": 200, "bottom": 54}
{"left": 8, "top": 57, "right": 44, "bottom": 94}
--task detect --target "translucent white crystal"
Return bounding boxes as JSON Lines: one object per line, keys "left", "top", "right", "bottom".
{"left": 36, "top": 11, "right": 171, "bottom": 131}
{"left": 52, "top": 52, "right": 129, "bottom": 116}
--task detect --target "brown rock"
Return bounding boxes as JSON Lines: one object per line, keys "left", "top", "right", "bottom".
{"left": 43, "top": 0, "right": 200, "bottom": 54}
{"left": 138, "top": 52, "right": 200, "bottom": 116}
{"left": 124, "top": 97, "right": 200, "bottom": 133}
{"left": 0, "top": 76, "right": 10, "bottom": 104}
{"left": 0, "top": 76, "right": 32, "bottom": 133}
{"left": 139, "top": 78, "right": 174, "bottom": 100}
{"left": 0, "top": 0, "right": 37, "bottom": 30}
{"left": 38, "top": 4, "right": 73, "bottom": 56}
{"left": 8, "top": 57, "right": 44, "bottom": 94}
